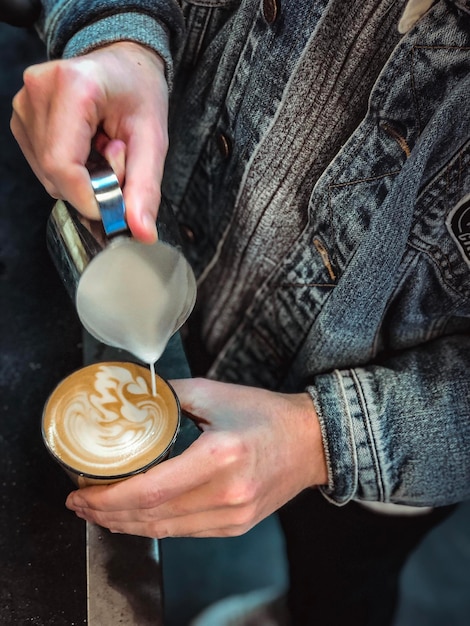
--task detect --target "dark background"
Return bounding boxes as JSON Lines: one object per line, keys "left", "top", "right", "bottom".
{"left": 0, "top": 22, "right": 85, "bottom": 625}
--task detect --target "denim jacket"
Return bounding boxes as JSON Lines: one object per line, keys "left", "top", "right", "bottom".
{"left": 37, "top": 0, "right": 470, "bottom": 508}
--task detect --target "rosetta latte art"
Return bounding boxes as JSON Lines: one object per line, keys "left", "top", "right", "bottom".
{"left": 62, "top": 365, "right": 166, "bottom": 468}
{"left": 43, "top": 363, "right": 179, "bottom": 477}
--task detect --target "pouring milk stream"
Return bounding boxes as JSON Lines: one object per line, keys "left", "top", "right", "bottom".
{"left": 47, "top": 150, "right": 197, "bottom": 395}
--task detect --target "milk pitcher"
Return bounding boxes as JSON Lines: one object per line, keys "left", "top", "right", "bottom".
{"left": 46, "top": 150, "right": 197, "bottom": 364}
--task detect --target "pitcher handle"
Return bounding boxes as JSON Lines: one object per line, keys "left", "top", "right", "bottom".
{"left": 86, "top": 149, "right": 129, "bottom": 238}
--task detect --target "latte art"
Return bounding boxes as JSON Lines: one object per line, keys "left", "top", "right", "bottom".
{"left": 58, "top": 367, "right": 167, "bottom": 468}
{"left": 43, "top": 362, "right": 179, "bottom": 479}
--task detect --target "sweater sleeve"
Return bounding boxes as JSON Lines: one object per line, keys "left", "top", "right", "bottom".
{"left": 36, "top": 1, "right": 184, "bottom": 87}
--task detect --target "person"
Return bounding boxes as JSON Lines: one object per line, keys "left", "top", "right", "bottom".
{"left": 9, "top": 0, "right": 470, "bottom": 624}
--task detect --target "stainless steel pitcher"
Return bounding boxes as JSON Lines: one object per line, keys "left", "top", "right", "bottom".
{"left": 46, "top": 150, "right": 197, "bottom": 363}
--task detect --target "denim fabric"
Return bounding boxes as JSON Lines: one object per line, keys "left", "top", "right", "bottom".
{"left": 37, "top": 0, "right": 470, "bottom": 507}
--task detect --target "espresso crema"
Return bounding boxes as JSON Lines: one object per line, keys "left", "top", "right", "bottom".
{"left": 42, "top": 362, "right": 179, "bottom": 477}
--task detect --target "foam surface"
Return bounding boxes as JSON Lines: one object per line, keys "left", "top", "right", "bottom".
{"left": 43, "top": 362, "right": 179, "bottom": 477}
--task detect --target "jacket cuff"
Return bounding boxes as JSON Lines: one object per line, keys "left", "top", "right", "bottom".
{"left": 62, "top": 13, "right": 174, "bottom": 88}
{"left": 307, "top": 368, "right": 386, "bottom": 506}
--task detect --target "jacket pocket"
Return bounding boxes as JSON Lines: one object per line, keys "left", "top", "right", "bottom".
{"left": 380, "top": 142, "right": 470, "bottom": 352}
{"left": 409, "top": 142, "right": 470, "bottom": 303}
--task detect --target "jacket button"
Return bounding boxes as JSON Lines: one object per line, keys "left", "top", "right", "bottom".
{"left": 180, "top": 223, "right": 196, "bottom": 243}
{"left": 217, "top": 132, "right": 232, "bottom": 159}
{"left": 262, "top": 0, "right": 279, "bottom": 24}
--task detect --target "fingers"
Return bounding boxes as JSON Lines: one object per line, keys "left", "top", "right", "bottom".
{"left": 170, "top": 378, "right": 224, "bottom": 426}
{"left": 122, "top": 132, "right": 163, "bottom": 243}
{"left": 117, "top": 57, "right": 168, "bottom": 243}
{"left": 67, "top": 430, "right": 241, "bottom": 511}
{"left": 73, "top": 504, "right": 257, "bottom": 539}
{"left": 10, "top": 43, "right": 169, "bottom": 243}
{"left": 11, "top": 110, "right": 99, "bottom": 217}
{"left": 63, "top": 379, "right": 327, "bottom": 537}
{"left": 63, "top": 380, "right": 326, "bottom": 540}
{"left": 65, "top": 429, "right": 260, "bottom": 537}
{"left": 65, "top": 439, "right": 212, "bottom": 513}
{"left": 11, "top": 60, "right": 102, "bottom": 218}
{"left": 99, "top": 137, "right": 127, "bottom": 186}
{"left": 95, "top": 42, "right": 168, "bottom": 242}
{"left": 67, "top": 459, "right": 259, "bottom": 539}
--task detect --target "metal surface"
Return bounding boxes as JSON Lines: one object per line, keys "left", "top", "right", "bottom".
{"left": 46, "top": 199, "right": 104, "bottom": 301}
{"left": 87, "top": 524, "right": 163, "bottom": 625}
{"left": 87, "top": 150, "right": 129, "bottom": 238}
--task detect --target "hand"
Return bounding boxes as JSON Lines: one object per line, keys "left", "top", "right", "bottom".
{"left": 65, "top": 378, "right": 328, "bottom": 538}
{"left": 11, "top": 41, "right": 169, "bottom": 242}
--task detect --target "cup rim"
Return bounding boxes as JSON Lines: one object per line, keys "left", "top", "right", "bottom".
{"left": 41, "top": 361, "right": 181, "bottom": 481}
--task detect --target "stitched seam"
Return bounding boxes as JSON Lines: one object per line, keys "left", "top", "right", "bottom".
{"left": 413, "top": 44, "right": 470, "bottom": 50}
{"left": 410, "top": 45, "right": 422, "bottom": 133}
{"left": 327, "top": 170, "right": 401, "bottom": 270}
{"left": 350, "top": 368, "right": 385, "bottom": 501}
{"left": 279, "top": 282, "right": 335, "bottom": 288}
{"left": 329, "top": 170, "right": 402, "bottom": 190}
{"left": 334, "top": 369, "right": 359, "bottom": 503}
{"left": 407, "top": 240, "right": 470, "bottom": 299}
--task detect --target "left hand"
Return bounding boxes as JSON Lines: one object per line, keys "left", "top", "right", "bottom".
{"left": 65, "top": 378, "right": 328, "bottom": 538}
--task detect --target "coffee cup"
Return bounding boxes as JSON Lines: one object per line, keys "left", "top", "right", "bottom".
{"left": 42, "top": 361, "right": 180, "bottom": 487}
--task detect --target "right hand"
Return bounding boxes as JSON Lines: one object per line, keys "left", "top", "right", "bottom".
{"left": 11, "top": 41, "right": 169, "bottom": 242}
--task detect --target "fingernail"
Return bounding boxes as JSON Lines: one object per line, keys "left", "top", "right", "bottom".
{"left": 141, "top": 211, "right": 158, "bottom": 238}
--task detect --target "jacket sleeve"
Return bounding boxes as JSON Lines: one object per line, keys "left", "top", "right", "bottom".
{"left": 309, "top": 332, "right": 470, "bottom": 508}
{"left": 36, "top": 1, "right": 185, "bottom": 86}
{"left": 299, "top": 58, "right": 470, "bottom": 511}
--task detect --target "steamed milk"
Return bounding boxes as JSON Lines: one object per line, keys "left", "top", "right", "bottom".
{"left": 76, "top": 240, "right": 194, "bottom": 367}
{"left": 42, "top": 362, "right": 179, "bottom": 478}
{"left": 76, "top": 240, "right": 195, "bottom": 398}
